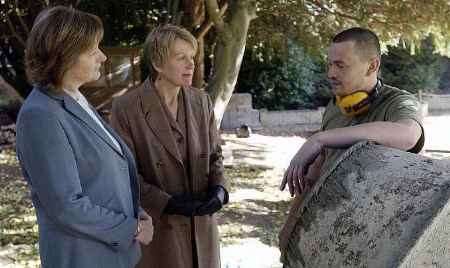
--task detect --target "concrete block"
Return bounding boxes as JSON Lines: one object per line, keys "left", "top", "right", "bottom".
{"left": 221, "top": 109, "right": 261, "bottom": 130}
{"left": 421, "top": 94, "right": 450, "bottom": 112}
{"left": 225, "top": 93, "right": 253, "bottom": 111}
{"left": 260, "top": 108, "right": 324, "bottom": 127}
{"left": 281, "top": 142, "right": 450, "bottom": 268}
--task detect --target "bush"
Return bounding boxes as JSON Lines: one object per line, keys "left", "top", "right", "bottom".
{"left": 381, "top": 36, "right": 445, "bottom": 94}
{"left": 237, "top": 40, "right": 331, "bottom": 110}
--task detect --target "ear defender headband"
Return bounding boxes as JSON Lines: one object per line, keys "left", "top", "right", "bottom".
{"left": 336, "top": 80, "right": 382, "bottom": 117}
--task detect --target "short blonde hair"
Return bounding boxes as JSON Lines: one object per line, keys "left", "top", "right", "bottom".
{"left": 25, "top": 6, "right": 103, "bottom": 90}
{"left": 143, "top": 24, "right": 197, "bottom": 81}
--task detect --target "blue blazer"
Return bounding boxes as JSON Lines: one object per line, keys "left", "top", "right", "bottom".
{"left": 16, "top": 88, "right": 141, "bottom": 268}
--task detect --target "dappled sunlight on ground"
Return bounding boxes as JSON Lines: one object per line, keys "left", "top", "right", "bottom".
{"left": 0, "top": 114, "right": 448, "bottom": 267}
{"left": 222, "top": 133, "right": 305, "bottom": 170}
{"left": 0, "top": 149, "right": 39, "bottom": 267}
{"left": 219, "top": 134, "right": 305, "bottom": 268}
{"left": 422, "top": 114, "right": 450, "bottom": 159}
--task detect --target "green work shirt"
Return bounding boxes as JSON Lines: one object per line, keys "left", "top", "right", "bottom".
{"left": 320, "top": 84, "right": 425, "bottom": 174}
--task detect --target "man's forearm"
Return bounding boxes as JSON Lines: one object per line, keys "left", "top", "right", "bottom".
{"left": 315, "top": 120, "right": 422, "bottom": 151}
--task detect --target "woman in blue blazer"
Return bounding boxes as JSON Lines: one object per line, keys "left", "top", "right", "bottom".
{"left": 15, "top": 6, "right": 152, "bottom": 268}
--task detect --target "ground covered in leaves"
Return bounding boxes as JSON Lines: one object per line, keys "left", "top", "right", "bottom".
{"left": 218, "top": 165, "right": 290, "bottom": 247}
{"left": 1, "top": 113, "right": 449, "bottom": 267}
{"left": 0, "top": 137, "right": 296, "bottom": 267}
{"left": 0, "top": 149, "right": 39, "bottom": 267}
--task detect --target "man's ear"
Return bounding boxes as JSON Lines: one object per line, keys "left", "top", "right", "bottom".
{"left": 367, "top": 57, "right": 380, "bottom": 76}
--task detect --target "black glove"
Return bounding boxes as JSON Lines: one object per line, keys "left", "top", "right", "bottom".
{"left": 196, "top": 185, "right": 229, "bottom": 216}
{"left": 164, "top": 193, "right": 203, "bottom": 217}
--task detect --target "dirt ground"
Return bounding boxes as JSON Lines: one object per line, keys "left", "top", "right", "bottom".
{"left": 1, "top": 114, "right": 449, "bottom": 268}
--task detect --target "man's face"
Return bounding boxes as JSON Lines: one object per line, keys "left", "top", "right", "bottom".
{"left": 327, "top": 41, "right": 373, "bottom": 96}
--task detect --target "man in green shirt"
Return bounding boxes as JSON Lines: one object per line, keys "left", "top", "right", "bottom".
{"left": 280, "top": 27, "right": 425, "bottom": 198}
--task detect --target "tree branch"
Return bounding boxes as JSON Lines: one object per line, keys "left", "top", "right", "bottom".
{"left": 310, "top": 0, "right": 360, "bottom": 22}
{"left": 5, "top": 14, "right": 25, "bottom": 47}
{"left": 167, "top": 0, "right": 183, "bottom": 24}
{"left": 195, "top": 1, "right": 228, "bottom": 39}
{"left": 0, "top": 74, "right": 24, "bottom": 102}
{"left": 15, "top": 0, "right": 30, "bottom": 35}
{"left": 205, "top": 0, "right": 225, "bottom": 32}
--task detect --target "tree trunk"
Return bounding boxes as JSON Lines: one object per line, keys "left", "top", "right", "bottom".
{"left": 193, "top": 37, "right": 205, "bottom": 88}
{"left": 280, "top": 142, "right": 450, "bottom": 268}
{"left": 0, "top": 74, "right": 24, "bottom": 102}
{"left": 182, "top": 0, "right": 206, "bottom": 88}
{"left": 206, "top": 0, "right": 257, "bottom": 128}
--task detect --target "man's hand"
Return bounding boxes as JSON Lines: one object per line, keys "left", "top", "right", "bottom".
{"left": 164, "top": 193, "right": 203, "bottom": 217}
{"left": 196, "top": 185, "right": 229, "bottom": 216}
{"left": 280, "top": 136, "right": 324, "bottom": 197}
{"left": 135, "top": 213, "right": 153, "bottom": 245}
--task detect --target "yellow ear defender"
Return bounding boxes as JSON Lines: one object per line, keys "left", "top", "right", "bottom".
{"left": 335, "top": 80, "right": 381, "bottom": 117}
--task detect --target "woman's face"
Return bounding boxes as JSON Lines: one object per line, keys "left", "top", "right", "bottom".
{"left": 155, "top": 38, "right": 195, "bottom": 87}
{"left": 64, "top": 41, "right": 107, "bottom": 87}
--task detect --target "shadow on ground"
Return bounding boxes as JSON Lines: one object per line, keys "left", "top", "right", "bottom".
{"left": 0, "top": 149, "right": 39, "bottom": 266}
{"left": 219, "top": 165, "right": 291, "bottom": 247}
{"left": 217, "top": 198, "right": 290, "bottom": 247}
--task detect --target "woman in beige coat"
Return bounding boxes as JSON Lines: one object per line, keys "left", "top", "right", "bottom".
{"left": 111, "top": 24, "right": 228, "bottom": 268}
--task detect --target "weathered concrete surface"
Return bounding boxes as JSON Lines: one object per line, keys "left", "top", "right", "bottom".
{"left": 282, "top": 142, "right": 450, "bottom": 268}
{"left": 221, "top": 93, "right": 262, "bottom": 130}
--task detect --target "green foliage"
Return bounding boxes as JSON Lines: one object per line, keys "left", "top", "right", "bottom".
{"left": 237, "top": 40, "right": 331, "bottom": 110}
{"left": 0, "top": 39, "right": 31, "bottom": 98}
{"left": 78, "top": 0, "right": 167, "bottom": 47}
{"left": 3, "top": 0, "right": 450, "bottom": 103}
{"left": 251, "top": 0, "right": 450, "bottom": 57}
{"left": 439, "top": 58, "right": 450, "bottom": 93}
{"left": 381, "top": 36, "right": 445, "bottom": 94}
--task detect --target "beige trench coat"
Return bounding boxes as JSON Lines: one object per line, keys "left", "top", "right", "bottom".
{"left": 110, "top": 79, "right": 224, "bottom": 268}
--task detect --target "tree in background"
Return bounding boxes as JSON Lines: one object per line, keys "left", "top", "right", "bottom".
{"left": 381, "top": 36, "right": 446, "bottom": 94}
{"left": 0, "top": 0, "right": 80, "bottom": 99}
{"left": 439, "top": 58, "right": 450, "bottom": 94}
{"left": 249, "top": 1, "right": 450, "bottom": 56}
{"left": 2, "top": 0, "right": 450, "bottom": 123}
{"left": 0, "top": 0, "right": 258, "bottom": 126}
{"left": 237, "top": 39, "right": 330, "bottom": 110}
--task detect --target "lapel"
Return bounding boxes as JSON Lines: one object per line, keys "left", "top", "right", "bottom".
{"left": 139, "top": 79, "right": 183, "bottom": 164}
{"left": 92, "top": 108, "right": 130, "bottom": 155}
{"left": 60, "top": 93, "right": 124, "bottom": 157}
{"left": 39, "top": 87, "right": 138, "bottom": 213}
{"left": 84, "top": 97, "right": 140, "bottom": 215}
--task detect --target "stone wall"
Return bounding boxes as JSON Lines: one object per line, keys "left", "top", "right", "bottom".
{"left": 259, "top": 108, "right": 324, "bottom": 129}
{"left": 221, "top": 93, "right": 261, "bottom": 130}
{"left": 421, "top": 93, "right": 450, "bottom": 113}
{"left": 220, "top": 93, "right": 449, "bottom": 131}
{"left": 220, "top": 93, "right": 324, "bottom": 130}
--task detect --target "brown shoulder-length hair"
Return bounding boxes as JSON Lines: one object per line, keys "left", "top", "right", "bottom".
{"left": 25, "top": 6, "right": 103, "bottom": 90}
{"left": 143, "top": 24, "right": 197, "bottom": 82}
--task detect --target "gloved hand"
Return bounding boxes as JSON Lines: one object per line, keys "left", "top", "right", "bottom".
{"left": 164, "top": 193, "right": 203, "bottom": 217}
{"left": 196, "top": 185, "right": 229, "bottom": 216}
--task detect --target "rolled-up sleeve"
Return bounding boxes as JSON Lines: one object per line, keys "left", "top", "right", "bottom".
{"left": 385, "top": 94, "right": 425, "bottom": 153}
